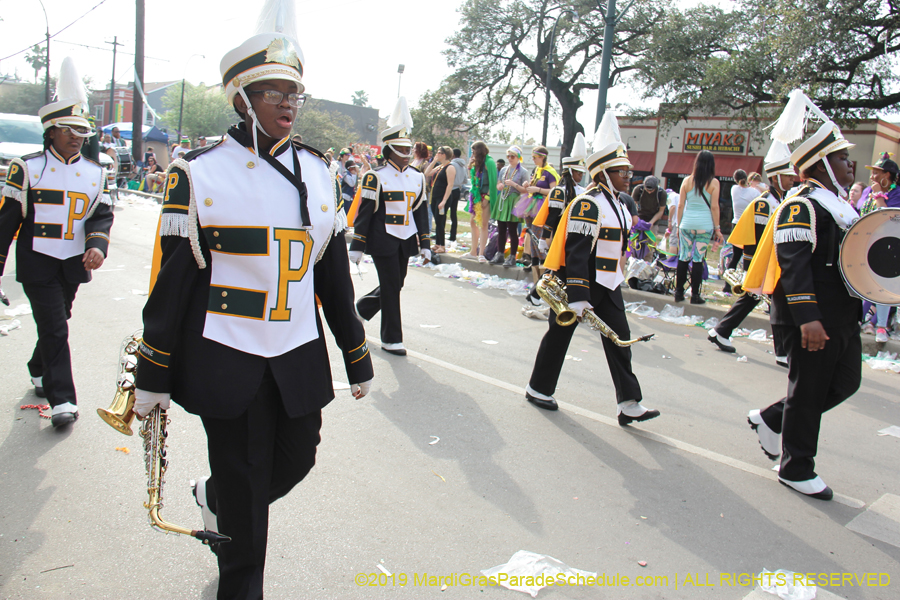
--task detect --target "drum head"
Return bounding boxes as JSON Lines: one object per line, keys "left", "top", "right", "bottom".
{"left": 840, "top": 208, "right": 900, "bottom": 306}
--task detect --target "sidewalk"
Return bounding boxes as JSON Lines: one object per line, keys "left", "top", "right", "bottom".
{"left": 429, "top": 249, "right": 899, "bottom": 357}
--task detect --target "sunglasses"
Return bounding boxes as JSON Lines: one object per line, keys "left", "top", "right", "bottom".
{"left": 610, "top": 169, "right": 634, "bottom": 178}
{"left": 57, "top": 124, "right": 95, "bottom": 138}
{"left": 247, "top": 89, "right": 306, "bottom": 108}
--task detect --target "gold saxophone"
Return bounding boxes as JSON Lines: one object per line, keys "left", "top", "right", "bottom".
{"left": 723, "top": 268, "right": 770, "bottom": 306}
{"left": 536, "top": 274, "right": 655, "bottom": 347}
{"left": 98, "top": 333, "right": 230, "bottom": 546}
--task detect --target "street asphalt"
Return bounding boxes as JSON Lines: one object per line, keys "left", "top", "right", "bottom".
{"left": 1, "top": 197, "right": 897, "bottom": 600}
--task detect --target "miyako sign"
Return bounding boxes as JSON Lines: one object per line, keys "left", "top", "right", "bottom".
{"left": 684, "top": 129, "right": 748, "bottom": 154}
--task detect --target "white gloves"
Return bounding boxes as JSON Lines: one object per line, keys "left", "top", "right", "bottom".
{"left": 348, "top": 250, "right": 363, "bottom": 265}
{"left": 538, "top": 239, "right": 549, "bottom": 254}
{"left": 351, "top": 379, "right": 372, "bottom": 399}
{"left": 421, "top": 249, "right": 432, "bottom": 261}
{"left": 569, "top": 300, "right": 592, "bottom": 319}
{"left": 134, "top": 388, "right": 171, "bottom": 418}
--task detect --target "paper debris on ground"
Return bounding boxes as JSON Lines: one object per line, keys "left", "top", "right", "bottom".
{"left": 521, "top": 305, "right": 550, "bottom": 320}
{"left": 376, "top": 564, "right": 392, "bottom": 576}
{"left": 0, "top": 319, "right": 21, "bottom": 336}
{"left": 482, "top": 340, "right": 499, "bottom": 345}
{"left": 757, "top": 569, "right": 816, "bottom": 600}
{"left": 420, "top": 324, "right": 441, "bottom": 328}
{"left": 429, "top": 436, "right": 440, "bottom": 445}
{"left": 131, "top": 289, "right": 149, "bottom": 296}
{"left": 749, "top": 329, "right": 771, "bottom": 342}
{"left": 737, "top": 356, "right": 748, "bottom": 362}
{"left": 877, "top": 426, "right": 900, "bottom": 438}
{"left": 4, "top": 304, "right": 31, "bottom": 317}
{"left": 481, "top": 550, "right": 597, "bottom": 598}
{"left": 865, "top": 351, "right": 900, "bottom": 373}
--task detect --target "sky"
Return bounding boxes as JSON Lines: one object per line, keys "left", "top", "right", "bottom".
{"left": 3, "top": 0, "right": 895, "bottom": 145}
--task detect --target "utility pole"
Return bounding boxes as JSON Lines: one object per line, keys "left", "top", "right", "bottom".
{"left": 106, "top": 37, "right": 124, "bottom": 126}
{"left": 38, "top": 0, "right": 50, "bottom": 104}
{"left": 131, "top": 0, "right": 145, "bottom": 164}
{"left": 594, "top": 0, "right": 634, "bottom": 131}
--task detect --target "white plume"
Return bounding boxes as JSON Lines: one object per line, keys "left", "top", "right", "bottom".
{"left": 54, "top": 56, "right": 88, "bottom": 108}
{"left": 764, "top": 140, "right": 792, "bottom": 164}
{"left": 387, "top": 96, "right": 413, "bottom": 132}
{"left": 570, "top": 132, "right": 587, "bottom": 160}
{"left": 594, "top": 112, "right": 622, "bottom": 149}
{"left": 255, "top": 0, "right": 299, "bottom": 41}
{"left": 770, "top": 89, "right": 831, "bottom": 144}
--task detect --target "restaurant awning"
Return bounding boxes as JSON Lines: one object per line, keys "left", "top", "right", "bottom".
{"left": 662, "top": 153, "right": 763, "bottom": 181}
{"left": 628, "top": 151, "right": 655, "bottom": 174}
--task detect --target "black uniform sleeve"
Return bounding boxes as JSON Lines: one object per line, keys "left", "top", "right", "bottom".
{"left": 84, "top": 202, "right": 114, "bottom": 257}
{"left": 543, "top": 187, "right": 567, "bottom": 241}
{"left": 774, "top": 201, "right": 823, "bottom": 326}
{"left": 314, "top": 235, "right": 374, "bottom": 384}
{"left": 0, "top": 197, "right": 23, "bottom": 277}
{"left": 563, "top": 197, "right": 601, "bottom": 304}
{"left": 414, "top": 189, "right": 430, "bottom": 252}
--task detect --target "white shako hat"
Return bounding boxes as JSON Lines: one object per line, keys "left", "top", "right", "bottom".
{"left": 763, "top": 141, "right": 796, "bottom": 178}
{"left": 38, "top": 57, "right": 92, "bottom": 132}
{"left": 586, "top": 112, "right": 632, "bottom": 188}
{"left": 770, "top": 89, "right": 854, "bottom": 195}
{"left": 561, "top": 132, "right": 588, "bottom": 173}
{"left": 380, "top": 96, "right": 414, "bottom": 157}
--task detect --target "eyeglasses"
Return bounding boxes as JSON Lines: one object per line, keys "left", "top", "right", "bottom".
{"left": 247, "top": 90, "right": 306, "bottom": 108}
{"left": 610, "top": 169, "right": 634, "bottom": 178}
{"left": 57, "top": 124, "right": 95, "bottom": 138}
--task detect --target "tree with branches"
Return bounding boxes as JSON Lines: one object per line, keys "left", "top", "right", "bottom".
{"left": 25, "top": 45, "right": 47, "bottom": 85}
{"left": 633, "top": 0, "right": 900, "bottom": 125}
{"left": 434, "top": 0, "right": 668, "bottom": 157}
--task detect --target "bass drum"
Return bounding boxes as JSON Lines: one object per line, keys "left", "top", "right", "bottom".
{"left": 839, "top": 207, "right": 900, "bottom": 306}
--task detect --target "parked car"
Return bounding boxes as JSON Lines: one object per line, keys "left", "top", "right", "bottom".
{"left": 0, "top": 113, "right": 118, "bottom": 200}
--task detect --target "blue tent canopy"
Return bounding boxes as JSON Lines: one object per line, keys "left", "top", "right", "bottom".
{"left": 101, "top": 122, "right": 170, "bottom": 143}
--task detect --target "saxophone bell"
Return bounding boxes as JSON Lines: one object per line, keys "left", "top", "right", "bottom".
{"left": 723, "top": 268, "right": 747, "bottom": 297}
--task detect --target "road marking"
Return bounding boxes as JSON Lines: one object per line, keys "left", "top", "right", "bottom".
{"left": 368, "top": 337, "right": 866, "bottom": 509}
{"left": 846, "top": 493, "right": 900, "bottom": 548}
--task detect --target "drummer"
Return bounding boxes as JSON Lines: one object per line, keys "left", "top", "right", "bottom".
{"left": 744, "top": 90, "right": 861, "bottom": 501}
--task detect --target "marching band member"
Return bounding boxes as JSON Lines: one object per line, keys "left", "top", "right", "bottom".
{"left": 131, "top": 2, "right": 374, "bottom": 595}
{"left": 744, "top": 90, "right": 861, "bottom": 501}
{"left": 349, "top": 97, "right": 431, "bottom": 356}
{"left": 524, "top": 114, "right": 659, "bottom": 426}
{"left": 708, "top": 141, "right": 794, "bottom": 365}
{"left": 0, "top": 57, "right": 113, "bottom": 428}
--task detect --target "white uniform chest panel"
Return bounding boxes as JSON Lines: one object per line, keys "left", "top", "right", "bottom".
{"left": 191, "top": 137, "right": 334, "bottom": 358}
{"left": 381, "top": 165, "right": 421, "bottom": 240}
{"left": 594, "top": 194, "right": 628, "bottom": 290}
{"left": 27, "top": 154, "right": 102, "bottom": 260}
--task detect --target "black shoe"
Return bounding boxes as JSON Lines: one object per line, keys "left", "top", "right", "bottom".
{"left": 775, "top": 356, "right": 788, "bottom": 368}
{"left": 673, "top": 291, "right": 685, "bottom": 302}
{"left": 34, "top": 386, "right": 46, "bottom": 399}
{"left": 502, "top": 256, "right": 516, "bottom": 267}
{"left": 708, "top": 330, "right": 736, "bottom": 353}
{"left": 525, "top": 391, "right": 558, "bottom": 411}
{"left": 617, "top": 408, "right": 660, "bottom": 426}
{"left": 778, "top": 477, "right": 833, "bottom": 501}
{"left": 489, "top": 254, "right": 504, "bottom": 265}
{"left": 50, "top": 410, "right": 78, "bottom": 428}
{"left": 526, "top": 290, "right": 542, "bottom": 306}
{"left": 690, "top": 294, "right": 706, "bottom": 305}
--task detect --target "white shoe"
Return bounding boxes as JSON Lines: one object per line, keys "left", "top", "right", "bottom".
{"left": 382, "top": 342, "right": 407, "bottom": 356}
{"left": 50, "top": 402, "right": 78, "bottom": 428}
{"left": 775, "top": 356, "right": 788, "bottom": 368}
{"left": 191, "top": 476, "right": 219, "bottom": 533}
{"left": 747, "top": 409, "right": 780, "bottom": 460}
{"left": 778, "top": 475, "right": 833, "bottom": 500}
{"left": 876, "top": 328, "right": 888, "bottom": 343}
{"left": 617, "top": 400, "right": 660, "bottom": 426}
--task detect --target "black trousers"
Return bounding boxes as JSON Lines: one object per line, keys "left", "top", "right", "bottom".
{"left": 716, "top": 294, "right": 785, "bottom": 356}
{"left": 759, "top": 323, "right": 861, "bottom": 482}
{"left": 431, "top": 197, "right": 447, "bottom": 246}
{"left": 22, "top": 274, "right": 80, "bottom": 407}
{"left": 529, "top": 283, "right": 642, "bottom": 403}
{"left": 201, "top": 367, "right": 322, "bottom": 600}
{"left": 356, "top": 252, "right": 409, "bottom": 344}
{"left": 447, "top": 188, "right": 460, "bottom": 242}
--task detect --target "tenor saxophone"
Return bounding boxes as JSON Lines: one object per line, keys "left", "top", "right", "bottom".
{"left": 98, "top": 333, "right": 230, "bottom": 546}
{"left": 536, "top": 274, "right": 655, "bottom": 347}
{"left": 723, "top": 267, "right": 770, "bottom": 306}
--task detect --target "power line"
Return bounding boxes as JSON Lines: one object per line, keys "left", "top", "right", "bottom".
{"left": 0, "top": 0, "right": 111, "bottom": 62}
{"left": 55, "top": 40, "right": 169, "bottom": 62}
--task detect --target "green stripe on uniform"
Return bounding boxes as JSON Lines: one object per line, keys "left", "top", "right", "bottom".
{"left": 597, "top": 227, "right": 622, "bottom": 241}
{"left": 33, "top": 189, "right": 65, "bottom": 205}
{"left": 35, "top": 223, "right": 62, "bottom": 239}
{"left": 385, "top": 214, "right": 405, "bottom": 225}
{"left": 595, "top": 257, "right": 619, "bottom": 272}
{"left": 207, "top": 286, "right": 267, "bottom": 320}
{"left": 202, "top": 226, "right": 269, "bottom": 255}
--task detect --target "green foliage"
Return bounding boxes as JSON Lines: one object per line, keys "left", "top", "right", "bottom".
{"left": 0, "top": 80, "right": 53, "bottom": 116}
{"left": 160, "top": 82, "right": 236, "bottom": 140}
{"left": 410, "top": 88, "right": 479, "bottom": 149}
{"left": 351, "top": 90, "right": 369, "bottom": 106}
{"left": 25, "top": 45, "right": 47, "bottom": 84}
{"left": 292, "top": 98, "right": 355, "bottom": 151}
{"left": 635, "top": 0, "right": 900, "bottom": 125}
